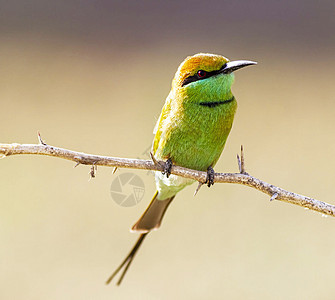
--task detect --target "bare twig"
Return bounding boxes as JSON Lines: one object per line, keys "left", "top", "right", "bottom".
{"left": 0, "top": 142, "right": 334, "bottom": 217}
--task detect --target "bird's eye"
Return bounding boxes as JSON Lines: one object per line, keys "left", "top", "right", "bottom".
{"left": 197, "top": 70, "right": 207, "bottom": 78}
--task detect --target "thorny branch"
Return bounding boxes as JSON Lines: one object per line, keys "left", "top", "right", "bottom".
{"left": 0, "top": 136, "right": 334, "bottom": 217}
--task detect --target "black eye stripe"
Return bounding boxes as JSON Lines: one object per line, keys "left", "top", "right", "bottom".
{"left": 181, "top": 63, "right": 227, "bottom": 87}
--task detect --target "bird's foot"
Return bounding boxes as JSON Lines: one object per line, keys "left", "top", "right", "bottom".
{"left": 162, "top": 158, "right": 173, "bottom": 178}
{"left": 205, "top": 166, "right": 215, "bottom": 187}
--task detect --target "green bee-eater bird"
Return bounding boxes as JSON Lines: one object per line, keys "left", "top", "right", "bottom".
{"left": 106, "top": 53, "right": 256, "bottom": 285}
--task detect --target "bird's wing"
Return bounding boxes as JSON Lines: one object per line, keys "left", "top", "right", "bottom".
{"left": 152, "top": 92, "right": 173, "bottom": 154}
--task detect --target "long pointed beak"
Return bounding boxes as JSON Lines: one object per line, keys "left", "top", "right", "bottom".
{"left": 220, "top": 60, "right": 257, "bottom": 74}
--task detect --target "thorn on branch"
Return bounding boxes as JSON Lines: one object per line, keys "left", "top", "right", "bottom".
{"left": 37, "top": 131, "right": 47, "bottom": 146}
{"left": 237, "top": 145, "right": 248, "bottom": 175}
{"left": 194, "top": 181, "right": 204, "bottom": 196}
{"left": 112, "top": 167, "right": 118, "bottom": 174}
{"left": 270, "top": 193, "right": 278, "bottom": 201}
{"left": 74, "top": 162, "right": 80, "bottom": 168}
{"left": 150, "top": 152, "right": 159, "bottom": 166}
{"left": 150, "top": 152, "right": 166, "bottom": 173}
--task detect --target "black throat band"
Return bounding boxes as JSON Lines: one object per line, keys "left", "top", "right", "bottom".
{"left": 198, "top": 97, "right": 234, "bottom": 108}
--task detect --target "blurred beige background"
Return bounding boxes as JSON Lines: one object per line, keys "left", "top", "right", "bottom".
{"left": 0, "top": 1, "right": 335, "bottom": 299}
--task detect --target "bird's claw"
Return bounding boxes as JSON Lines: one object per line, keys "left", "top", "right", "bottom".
{"left": 162, "top": 158, "right": 173, "bottom": 178}
{"left": 205, "top": 166, "right": 215, "bottom": 187}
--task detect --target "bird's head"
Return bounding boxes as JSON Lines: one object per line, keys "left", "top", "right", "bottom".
{"left": 172, "top": 53, "right": 256, "bottom": 102}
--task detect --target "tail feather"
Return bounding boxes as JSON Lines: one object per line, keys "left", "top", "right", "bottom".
{"left": 131, "top": 191, "right": 175, "bottom": 233}
{"left": 106, "top": 191, "right": 175, "bottom": 285}
{"left": 106, "top": 233, "right": 148, "bottom": 285}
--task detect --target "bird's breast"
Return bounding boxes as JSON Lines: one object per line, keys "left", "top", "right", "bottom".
{"left": 156, "top": 98, "right": 237, "bottom": 171}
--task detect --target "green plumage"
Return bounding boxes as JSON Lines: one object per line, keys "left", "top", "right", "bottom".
{"left": 155, "top": 72, "right": 237, "bottom": 171}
